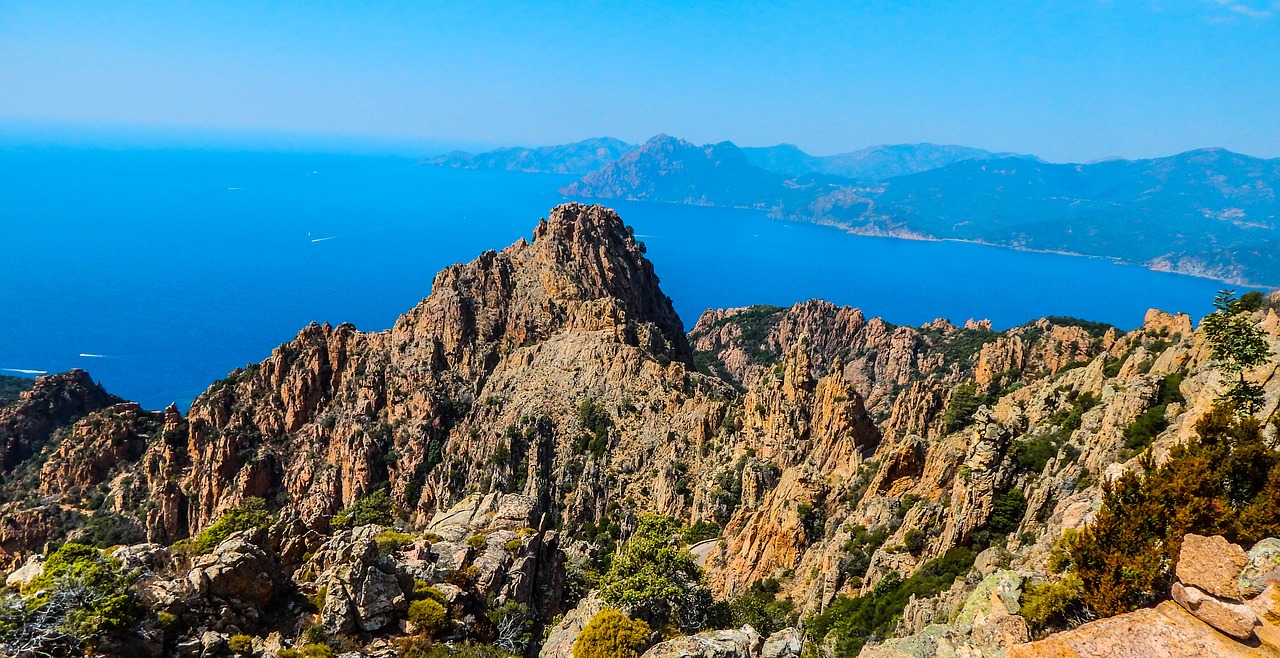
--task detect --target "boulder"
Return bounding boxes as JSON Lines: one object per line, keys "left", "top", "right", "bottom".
{"left": 311, "top": 527, "right": 408, "bottom": 633}
{"left": 190, "top": 534, "right": 277, "bottom": 604}
{"left": 760, "top": 628, "right": 802, "bottom": 658}
{"left": 1171, "top": 582, "right": 1261, "bottom": 640}
{"left": 112, "top": 543, "right": 170, "bottom": 573}
{"left": 4, "top": 553, "right": 43, "bottom": 589}
{"left": 639, "top": 626, "right": 761, "bottom": 658}
{"left": 1176, "top": 534, "right": 1249, "bottom": 600}
{"left": 1241, "top": 538, "right": 1280, "bottom": 599}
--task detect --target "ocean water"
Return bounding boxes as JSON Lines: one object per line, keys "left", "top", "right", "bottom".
{"left": 0, "top": 145, "right": 1225, "bottom": 410}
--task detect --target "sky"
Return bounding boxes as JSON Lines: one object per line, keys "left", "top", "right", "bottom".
{"left": 1, "top": 1, "right": 1278, "bottom": 162}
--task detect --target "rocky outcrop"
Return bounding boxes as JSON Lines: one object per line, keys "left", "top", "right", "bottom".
{"left": 640, "top": 626, "right": 763, "bottom": 658}
{"left": 0, "top": 369, "right": 120, "bottom": 471}
{"left": 1007, "top": 601, "right": 1280, "bottom": 658}
{"left": 1011, "top": 534, "right": 1280, "bottom": 656}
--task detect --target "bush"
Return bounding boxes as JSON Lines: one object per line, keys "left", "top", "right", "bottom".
{"left": 987, "top": 489, "right": 1027, "bottom": 535}
{"left": 577, "top": 399, "right": 612, "bottom": 457}
{"left": 1020, "top": 574, "right": 1085, "bottom": 632}
{"left": 193, "top": 497, "right": 271, "bottom": 553}
{"left": 1, "top": 543, "right": 140, "bottom": 655}
{"left": 727, "top": 584, "right": 797, "bottom": 637}
{"left": 840, "top": 525, "right": 890, "bottom": 582}
{"left": 467, "top": 534, "right": 488, "bottom": 549}
{"left": 682, "top": 520, "right": 721, "bottom": 544}
{"left": 228, "top": 634, "right": 254, "bottom": 655}
{"left": 375, "top": 530, "right": 415, "bottom": 557}
{"left": 1070, "top": 405, "right": 1280, "bottom": 617}
{"left": 943, "top": 383, "right": 982, "bottom": 433}
{"left": 599, "top": 514, "right": 712, "bottom": 630}
{"left": 277, "top": 646, "right": 336, "bottom": 658}
{"left": 332, "top": 487, "right": 394, "bottom": 530}
{"left": 408, "top": 598, "right": 448, "bottom": 636}
{"left": 572, "top": 610, "right": 650, "bottom": 658}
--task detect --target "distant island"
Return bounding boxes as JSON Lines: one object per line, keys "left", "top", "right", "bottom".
{"left": 425, "top": 134, "right": 1280, "bottom": 287}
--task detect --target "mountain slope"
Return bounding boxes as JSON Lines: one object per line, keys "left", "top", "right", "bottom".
{"left": 423, "top": 137, "right": 635, "bottom": 175}
{"left": 742, "top": 142, "right": 1027, "bottom": 179}
{"left": 564, "top": 136, "right": 1280, "bottom": 285}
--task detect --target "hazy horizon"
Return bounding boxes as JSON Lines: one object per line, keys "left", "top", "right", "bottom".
{"left": 3, "top": 2, "right": 1279, "bottom": 162}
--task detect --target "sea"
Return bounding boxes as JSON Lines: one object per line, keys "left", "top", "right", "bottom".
{"left": 0, "top": 144, "right": 1226, "bottom": 410}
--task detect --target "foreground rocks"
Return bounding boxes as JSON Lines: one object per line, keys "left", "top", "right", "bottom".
{"left": 1010, "top": 534, "right": 1280, "bottom": 657}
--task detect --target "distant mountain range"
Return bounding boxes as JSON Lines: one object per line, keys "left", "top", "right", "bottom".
{"left": 422, "top": 137, "right": 634, "bottom": 175}
{"left": 740, "top": 142, "right": 1032, "bottom": 179}
{"left": 425, "top": 134, "right": 1280, "bottom": 286}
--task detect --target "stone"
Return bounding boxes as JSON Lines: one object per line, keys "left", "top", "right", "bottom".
{"left": 1171, "top": 582, "right": 1261, "bottom": 640}
{"left": 191, "top": 534, "right": 277, "bottom": 604}
{"left": 760, "top": 628, "right": 802, "bottom": 658}
{"left": 1177, "top": 534, "right": 1249, "bottom": 600}
{"left": 4, "top": 553, "right": 43, "bottom": 589}
{"left": 1241, "top": 538, "right": 1280, "bottom": 599}
{"left": 638, "top": 626, "right": 761, "bottom": 658}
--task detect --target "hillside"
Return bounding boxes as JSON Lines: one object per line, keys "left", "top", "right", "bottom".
{"left": 563, "top": 136, "right": 1280, "bottom": 286}
{"left": 2, "top": 204, "right": 1279, "bottom": 658}
{"left": 741, "top": 142, "right": 1027, "bottom": 179}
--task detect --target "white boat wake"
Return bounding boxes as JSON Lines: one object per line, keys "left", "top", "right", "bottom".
{"left": 2, "top": 368, "right": 46, "bottom": 375}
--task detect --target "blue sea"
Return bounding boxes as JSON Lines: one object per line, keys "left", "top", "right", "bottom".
{"left": 0, "top": 145, "right": 1225, "bottom": 410}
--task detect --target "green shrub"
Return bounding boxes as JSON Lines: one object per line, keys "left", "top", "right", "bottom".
{"left": 840, "top": 525, "right": 890, "bottom": 582}
{"left": 727, "top": 583, "right": 797, "bottom": 637}
{"left": 228, "top": 634, "right": 254, "bottom": 655}
{"left": 332, "top": 487, "right": 394, "bottom": 530}
{"left": 467, "top": 534, "right": 488, "bottom": 549}
{"left": 572, "top": 610, "right": 650, "bottom": 658}
{"left": 599, "top": 514, "right": 712, "bottom": 630}
{"left": 408, "top": 598, "right": 448, "bottom": 636}
{"left": 943, "top": 383, "right": 982, "bottom": 433}
{"left": 375, "top": 530, "right": 415, "bottom": 557}
{"left": 193, "top": 497, "right": 271, "bottom": 553}
{"left": 577, "top": 399, "right": 612, "bottom": 457}
{"left": 682, "top": 520, "right": 721, "bottom": 544}
{"left": 987, "top": 489, "right": 1027, "bottom": 535}
{"left": 1020, "top": 573, "right": 1085, "bottom": 632}
{"left": 3, "top": 542, "right": 140, "bottom": 655}
{"left": 412, "top": 581, "right": 446, "bottom": 603}
{"left": 903, "top": 529, "right": 926, "bottom": 555}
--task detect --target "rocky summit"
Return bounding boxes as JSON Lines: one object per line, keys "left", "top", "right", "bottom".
{"left": 2, "top": 203, "right": 1280, "bottom": 658}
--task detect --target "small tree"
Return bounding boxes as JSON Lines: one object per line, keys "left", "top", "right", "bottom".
{"left": 1202, "top": 289, "right": 1272, "bottom": 414}
{"left": 572, "top": 610, "right": 650, "bottom": 658}
{"left": 599, "top": 514, "right": 713, "bottom": 630}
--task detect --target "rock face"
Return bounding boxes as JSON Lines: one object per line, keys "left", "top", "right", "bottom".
{"left": 0, "top": 369, "right": 120, "bottom": 471}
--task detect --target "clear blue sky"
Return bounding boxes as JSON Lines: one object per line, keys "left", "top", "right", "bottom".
{"left": 1, "top": 1, "right": 1277, "bottom": 161}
